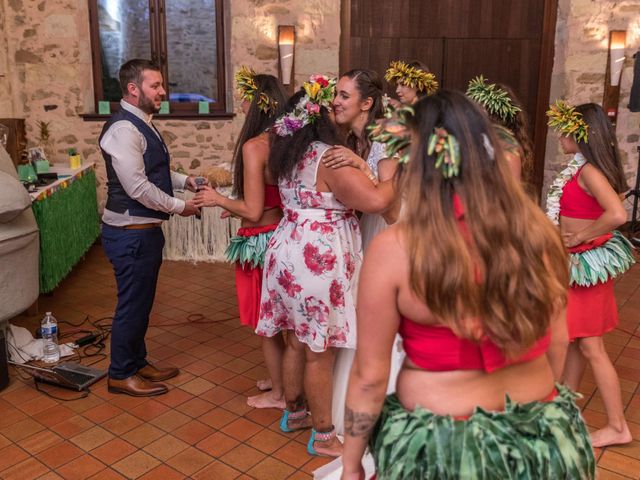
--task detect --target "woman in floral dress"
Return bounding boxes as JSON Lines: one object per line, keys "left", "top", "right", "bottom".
{"left": 256, "top": 75, "right": 394, "bottom": 458}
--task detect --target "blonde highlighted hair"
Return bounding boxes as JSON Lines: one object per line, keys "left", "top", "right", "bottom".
{"left": 398, "top": 91, "right": 568, "bottom": 356}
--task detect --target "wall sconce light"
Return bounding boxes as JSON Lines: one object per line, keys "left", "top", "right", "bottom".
{"left": 603, "top": 30, "right": 627, "bottom": 126}
{"left": 278, "top": 25, "right": 295, "bottom": 92}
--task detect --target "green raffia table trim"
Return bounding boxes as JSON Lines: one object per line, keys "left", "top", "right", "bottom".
{"left": 31, "top": 167, "right": 100, "bottom": 293}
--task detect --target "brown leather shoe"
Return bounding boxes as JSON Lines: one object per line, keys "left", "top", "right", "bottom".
{"left": 108, "top": 375, "right": 168, "bottom": 397}
{"left": 137, "top": 363, "right": 179, "bottom": 382}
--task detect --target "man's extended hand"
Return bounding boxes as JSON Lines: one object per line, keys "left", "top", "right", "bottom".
{"left": 180, "top": 199, "right": 201, "bottom": 217}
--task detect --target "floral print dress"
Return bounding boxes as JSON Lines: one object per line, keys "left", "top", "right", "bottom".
{"left": 256, "top": 141, "right": 362, "bottom": 352}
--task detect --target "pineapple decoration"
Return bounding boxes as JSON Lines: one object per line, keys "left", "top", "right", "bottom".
{"left": 37, "top": 120, "right": 55, "bottom": 162}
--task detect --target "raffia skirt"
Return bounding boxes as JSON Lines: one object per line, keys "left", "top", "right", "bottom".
{"left": 370, "top": 385, "right": 595, "bottom": 480}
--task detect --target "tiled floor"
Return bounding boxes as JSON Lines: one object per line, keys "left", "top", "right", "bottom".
{"left": 2, "top": 244, "right": 640, "bottom": 479}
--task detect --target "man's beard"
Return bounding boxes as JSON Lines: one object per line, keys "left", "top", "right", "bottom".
{"left": 139, "top": 90, "right": 159, "bottom": 114}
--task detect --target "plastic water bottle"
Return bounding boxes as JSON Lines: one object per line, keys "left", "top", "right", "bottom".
{"left": 41, "top": 312, "right": 60, "bottom": 363}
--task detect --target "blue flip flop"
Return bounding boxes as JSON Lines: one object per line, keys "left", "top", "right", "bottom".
{"left": 307, "top": 428, "right": 337, "bottom": 456}
{"left": 280, "top": 409, "right": 309, "bottom": 433}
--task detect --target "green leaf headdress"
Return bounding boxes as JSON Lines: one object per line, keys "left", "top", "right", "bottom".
{"left": 466, "top": 75, "right": 521, "bottom": 122}
{"left": 235, "top": 66, "right": 277, "bottom": 115}
{"left": 384, "top": 61, "right": 438, "bottom": 95}
{"left": 546, "top": 100, "right": 589, "bottom": 143}
{"left": 368, "top": 104, "right": 414, "bottom": 163}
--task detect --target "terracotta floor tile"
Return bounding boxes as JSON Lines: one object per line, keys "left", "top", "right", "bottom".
{"left": 111, "top": 450, "right": 160, "bottom": 479}
{"left": 221, "top": 394, "right": 254, "bottom": 416}
{"left": 196, "top": 431, "right": 240, "bottom": 457}
{"left": 2, "top": 385, "right": 42, "bottom": 405}
{"left": 220, "top": 417, "right": 263, "bottom": 442}
{"left": 0, "top": 433, "right": 10, "bottom": 449}
{"left": 0, "top": 444, "right": 30, "bottom": 471}
{"left": 179, "top": 377, "right": 216, "bottom": 396}
{"left": 199, "top": 407, "right": 239, "bottom": 429}
{"left": 121, "top": 423, "right": 166, "bottom": 449}
{"left": 202, "top": 367, "right": 237, "bottom": 385}
{"left": 56, "top": 455, "right": 106, "bottom": 480}
{"left": 101, "top": 412, "right": 144, "bottom": 436}
{"left": 272, "top": 440, "right": 310, "bottom": 469}
{"left": 129, "top": 398, "right": 171, "bottom": 422}
{"left": 37, "top": 441, "right": 84, "bottom": 469}
{"left": 182, "top": 359, "right": 216, "bottom": 376}
{"left": 0, "top": 457, "right": 49, "bottom": 480}
{"left": 595, "top": 467, "right": 634, "bottom": 480}
{"left": 90, "top": 438, "right": 138, "bottom": 465}
{"left": 52, "top": 415, "right": 94, "bottom": 438}
{"left": 33, "top": 405, "right": 77, "bottom": 429}
{"left": 107, "top": 393, "right": 148, "bottom": 411}
{"left": 246, "top": 428, "right": 291, "bottom": 455}
{"left": 70, "top": 425, "right": 115, "bottom": 451}
{"left": 64, "top": 394, "right": 104, "bottom": 414}
{"left": 247, "top": 457, "right": 296, "bottom": 480}
{"left": 244, "top": 407, "right": 283, "bottom": 427}
{"left": 224, "top": 358, "right": 255, "bottom": 374}
{"left": 150, "top": 409, "right": 192, "bottom": 432}
{"left": 37, "top": 472, "right": 65, "bottom": 480}
{"left": 175, "top": 396, "right": 215, "bottom": 418}
{"left": 87, "top": 468, "right": 128, "bottom": 479}
{"left": 82, "top": 403, "right": 123, "bottom": 424}
{"left": 173, "top": 420, "right": 216, "bottom": 445}
{"left": 200, "top": 385, "right": 238, "bottom": 406}
{"left": 222, "top": 375, "right": 257, "bottom": 394}
{"left": 16, "top": 395, "right": 59, "bottom": 416}
{"left": 155, "top": 387, "right": 194, "bottom": 408}
{"left": 191, "top": 460, "right": 241, "bottom": 480}
{"left": 2, "top": 417, "right": 46, "bottom": 442}
{"left": 0, "top": 406, "right": 28, "bottom": 429}
{"left": 165, "top": 446, "right": 214, "bottom": 476}
{"left": 18, "top": 429, "right": 63, "bottom": 455}
{"left": 287, "top": 471, "right": 313, "bottom": 480}
{"left": 598, "top": 450, "right": 640, "bottom": 478}
{"left": 220, "top": 444, "right": 267, "bottom": 472}
{"left": 138, "top": 464, "right": 186, "bottom": 480}
{"left": 300, "top": 455, "right": 333, "bottom": 474}
{"left": 143, "top": 434, "right": 189, "bottom": 461}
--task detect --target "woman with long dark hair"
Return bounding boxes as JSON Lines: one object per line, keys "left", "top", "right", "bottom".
{"left": 340, "top": 91, "right": 594, "bottom": 479}
{"left": 194, "top": 67, "right": 288, "bottom": 409}
{"left": 256, "top": 75, "right": 394, "bottom": 457}
{"left": 547, "top": 101, "right": 633, "bottom": 447}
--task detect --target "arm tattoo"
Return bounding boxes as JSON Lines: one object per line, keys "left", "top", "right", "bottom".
{"left": 344, "top": 406, "right": 379, "bottom": 438}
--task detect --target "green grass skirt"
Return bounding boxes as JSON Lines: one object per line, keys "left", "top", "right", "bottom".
{"left": 569, "top": 230, "right": 635, "bottom": 287}
{"left": 370, "top": 385, "right": 595, "bottom": 479}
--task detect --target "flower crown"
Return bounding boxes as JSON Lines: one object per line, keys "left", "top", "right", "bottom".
{"left": 384, "top": 61, "right": 438, "bottom": 95}
{"left": 546, "top": 100, "right": 589, "bottom": 143}
{"left": 235, "top": 66, "right": 277, "bottom": 115}
{"left": 466, "top": 75, "right": 521, "bottom": 122}
{"left": 273, "top": 75, "right": 336, "bottom": 137}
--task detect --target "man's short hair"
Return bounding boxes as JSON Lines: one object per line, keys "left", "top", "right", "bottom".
{"left": 118, "top": 59, "right": 161, "bottom": 95}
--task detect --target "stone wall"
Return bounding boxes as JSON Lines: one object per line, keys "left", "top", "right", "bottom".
{"left": 546, "top": 0, "right": 640, "bottom": 215}
{"left": 0, "top": 0, "right": 341, "bottom": 209}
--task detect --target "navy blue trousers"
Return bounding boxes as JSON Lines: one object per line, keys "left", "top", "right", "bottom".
{"left": 101, "top": 224, "right": 164, "bottom": 379}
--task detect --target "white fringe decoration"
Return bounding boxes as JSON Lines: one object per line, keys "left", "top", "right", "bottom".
{"left": 162, "top": 189, "right": 241, "bottom": 263}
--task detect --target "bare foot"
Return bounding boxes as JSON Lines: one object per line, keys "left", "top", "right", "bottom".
{"left": 256, "top": 378, "right": 272, "bottom": 391}
{"left": 247, "top": 391, "right": 285, "bottom": 409}
{"left": 312, "top": 435, "right": 343, "bottom": 457}
{"left": 590, "top": 424, "right": 632, "bottom": 448}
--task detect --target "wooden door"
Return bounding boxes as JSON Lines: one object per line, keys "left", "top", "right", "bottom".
{"left": 340, "top": 0, "right": 558, "bottom": 194}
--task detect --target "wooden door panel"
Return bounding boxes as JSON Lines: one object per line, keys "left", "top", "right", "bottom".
{"left": 349, "top": 37, "right": 444, "bottom": 94}
{"left": 350, "top": 0, "right": 543, "bottom": 39}
{"left": 443, "top": 39, "right": 541, "bottom": 124}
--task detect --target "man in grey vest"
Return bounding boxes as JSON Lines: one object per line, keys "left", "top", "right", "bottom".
{"left": 100, "top": 59, "right": 200, "bottom": 396}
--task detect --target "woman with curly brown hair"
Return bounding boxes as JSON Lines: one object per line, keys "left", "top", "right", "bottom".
{"left": 340, "top": 91, "right": 594, "bottom": 479}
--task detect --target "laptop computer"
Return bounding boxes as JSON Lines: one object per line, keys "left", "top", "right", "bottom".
{"left": 17, "top": 362, "right": 107, "bottom": 391}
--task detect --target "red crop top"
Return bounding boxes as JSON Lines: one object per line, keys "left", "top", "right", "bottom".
{"left": 399, "top": 317, "right": 550, "bottom": 373}
{"left": 559, "top": 166, "right": 604, "bottom": 220}
{"left": 264, "top": 184, "right": 282, "bottom": 209}
{"left": 397, "top": 193, "right": 550, "bottom": 373}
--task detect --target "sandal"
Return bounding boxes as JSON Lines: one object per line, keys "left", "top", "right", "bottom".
{"left": 280, "top": 409, "right": 311, "bottom": 433}
{"left": 307, "top": 427, "right": 338, "bottom": 456}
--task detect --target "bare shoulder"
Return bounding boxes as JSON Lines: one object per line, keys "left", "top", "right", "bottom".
{"left": 579, "top": 163, "right": 610, "bottom": 191}
{"left": 364, "top": 225, "right": 407, "bottom": 275}
{"left": 242, "top": 135, "right": 269, "bottom": 162}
